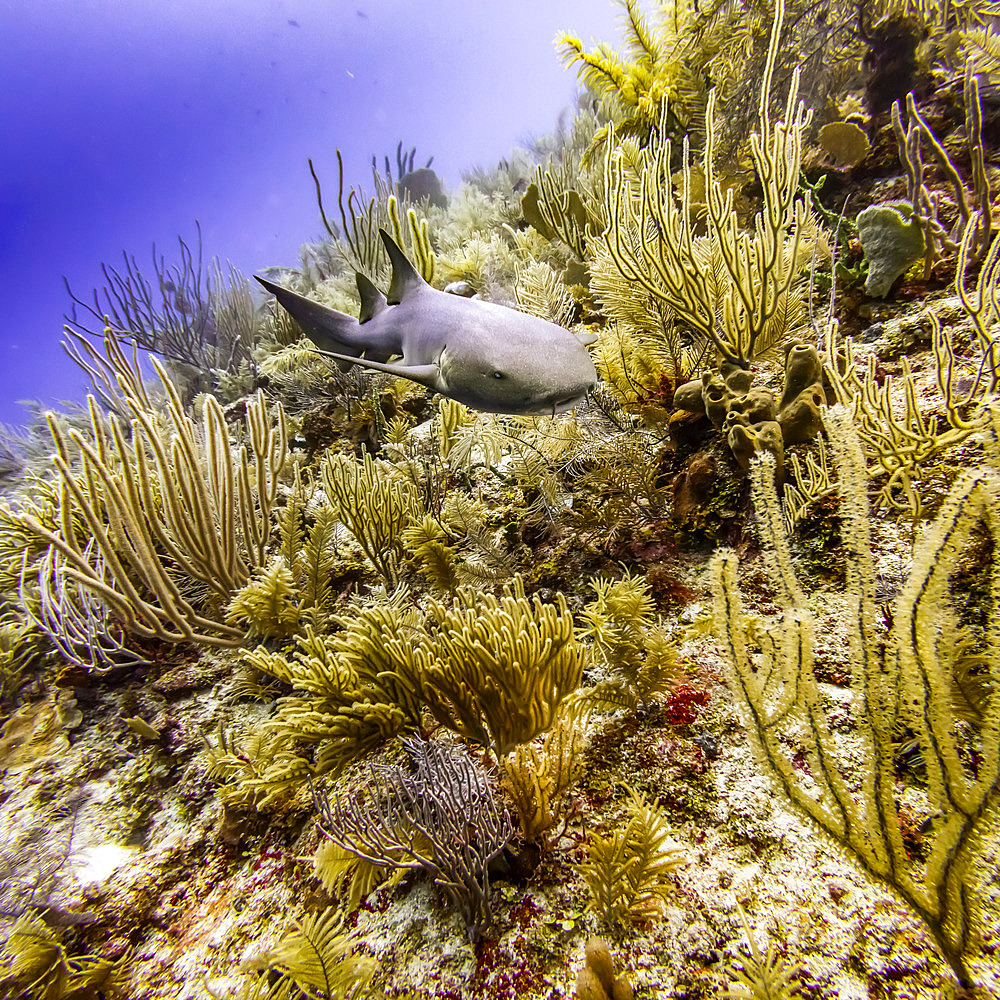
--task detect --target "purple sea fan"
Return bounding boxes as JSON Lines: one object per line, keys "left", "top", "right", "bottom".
{"left": 311, "top": 737, "right": 512, "bottom": 941}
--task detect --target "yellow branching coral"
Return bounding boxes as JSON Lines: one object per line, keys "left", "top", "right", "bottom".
{"left": 826, "top": 213, "right": 1000, "bottom": 515}
{"left": 388, "top": 199, "right": 436, "bottom": 286}
{"left": 577, "top": 573, "right": 681, "bottom": 710}
{"left": 226, "top": 474, "right": 345, "bottom": 637}
{"left": 22, "top": 336, "right": 287, "bottom": 647}
{"left": 322, "top": 596, "right": 427, "bottom": 719}
{"left": 238, "top": 907, "right": 375, "bottom": 1000}
{"left": 0, "top": 912, "right": 123, "bottom": 1000}
{"left": 440, "top": 491, "right": 517, "bottom": 585}
{"left": 314, "top": 839, "right": 406, "bottom": 916}
{"left": 724, "top": 905, "right": 804, "bottom": 1000}
{"left": 217, "top": 593, "right": 429, "bottom": 802}
{"left": 964, "top": 21, "right": 1000, "bottom": 80}
{"left": 436, "top": 397, "right": 476, "bottom": 464}
{"left": 589, "top": 224, "right": 704, "bottom": 400}
{"left": 590, "top": 322, "right": 676, "bottom": 411}
{"left": 501, "top": 713, "right": 586, "bottom": 845}
{"left": 936, "top": 215, "right": 1000, "bottom": 426}
{"left": 580, "top": 787, "right": 684, "bottom": 927}
{"left": 711, "top": 405, "right": 1000, "bottom": 992}
{"left": 202, "top": 723, "right": 301, "bottom": 809}
{"left": 557, "top": 0, "right": 729, "bottom": 153}
{"left": 503, "top": 412, "right": 587, "bottom": 515}
{"left": 600, "top": 0, "right": 822, "bottom": 369}
{"left": 310, "top": 149, "right": 435, "bottom": 284}
{"left": 401, "top": 514, "right": 461, "bottom": 594}
{"left": 422, "top": 578, "right": 585, "bottom": 757}
{"left": 283, "top": 503, "right": 339, "bottom": 624}
{"left": 514, "top": 259, "right": 577, "bottom": 327}
{"left": 781, "top": 437, "right": 835, "bottom": 532}
{"left": 891, "top": 65, "right": 992, "bottom": 269}
{"left": 322, "top": 450, "right": 417, "bottom": 586}
{"left": 583, "top": 572, "right": 656, "bottom": 641}
{"left": 520, "top": 154, "right": 603, "bottom": 259}
{"left": 225, "top": 557, "right": 301, "bottom": 639}
{"left": 573, "top": 429, "right": 672, "bottom": 532}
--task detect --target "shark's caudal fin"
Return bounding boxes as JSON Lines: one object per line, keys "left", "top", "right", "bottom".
{"left": 319, "top": 349, "right": 444, "bottom": 392}
{"left": 254, "top": 276, "right": 362, "bottom": 356}
{"left": 379, "top": 229, "right": 426, "bottom": 304}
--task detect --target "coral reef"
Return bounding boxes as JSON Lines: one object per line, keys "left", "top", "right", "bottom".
{"left": 712, "top": 405, "right": 1000, "bottom": 991}
{"left": 2, "top": 0, "right": 1000, "bottom": 997}
{"left": 421, "top": 578, "right": 585, "bottom": 756}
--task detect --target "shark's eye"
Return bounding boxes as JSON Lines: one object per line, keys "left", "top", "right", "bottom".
{"left": 492, "top": 371, "right": 505, "bottom": 379}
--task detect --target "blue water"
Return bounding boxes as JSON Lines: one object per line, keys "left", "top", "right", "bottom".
{"left": 0, "top": 0, "right": 618, "bottom": 425}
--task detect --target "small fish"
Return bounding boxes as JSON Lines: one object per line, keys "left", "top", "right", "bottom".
{"left": 256, "top": 230, "right": 597, "bottom": 415}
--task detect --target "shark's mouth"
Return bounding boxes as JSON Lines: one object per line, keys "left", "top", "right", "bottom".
{"left": 548, "top": 389, "right": 590, "bottom": 415}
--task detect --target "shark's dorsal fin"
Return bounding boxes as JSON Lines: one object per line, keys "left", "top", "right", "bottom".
{"left": 356, "top": 273, "right": 387, "bottom": 324}
{"left": 379, "top": 228, "right": 426, "bottom": 304}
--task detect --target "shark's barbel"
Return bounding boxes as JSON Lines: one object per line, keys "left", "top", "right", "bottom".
{"left": 255, "top": 230, "right": 597, "bottom": 415}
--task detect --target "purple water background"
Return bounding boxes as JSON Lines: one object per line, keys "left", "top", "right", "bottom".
{"left": 0, "top": 0, "right": 619, "bottom": 425}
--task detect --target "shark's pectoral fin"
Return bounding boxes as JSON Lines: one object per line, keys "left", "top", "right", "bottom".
{"left": 319, "top": 350, "right": 444, "bottom": 392}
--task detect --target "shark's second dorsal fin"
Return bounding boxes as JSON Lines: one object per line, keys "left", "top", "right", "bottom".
{"left": 356, "top": 273, "right": 387, "bottom": 323}
{"left": 379, "top": 229, "right": 426, "bottom": 304}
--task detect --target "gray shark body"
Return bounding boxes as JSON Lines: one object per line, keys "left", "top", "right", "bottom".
{"left": 255, "top": 230, "right": 596, "bottom": 415}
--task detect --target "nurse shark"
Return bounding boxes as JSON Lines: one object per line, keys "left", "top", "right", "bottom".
{"left": 255, "top": 230, "right": 596, "bottom": 415}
